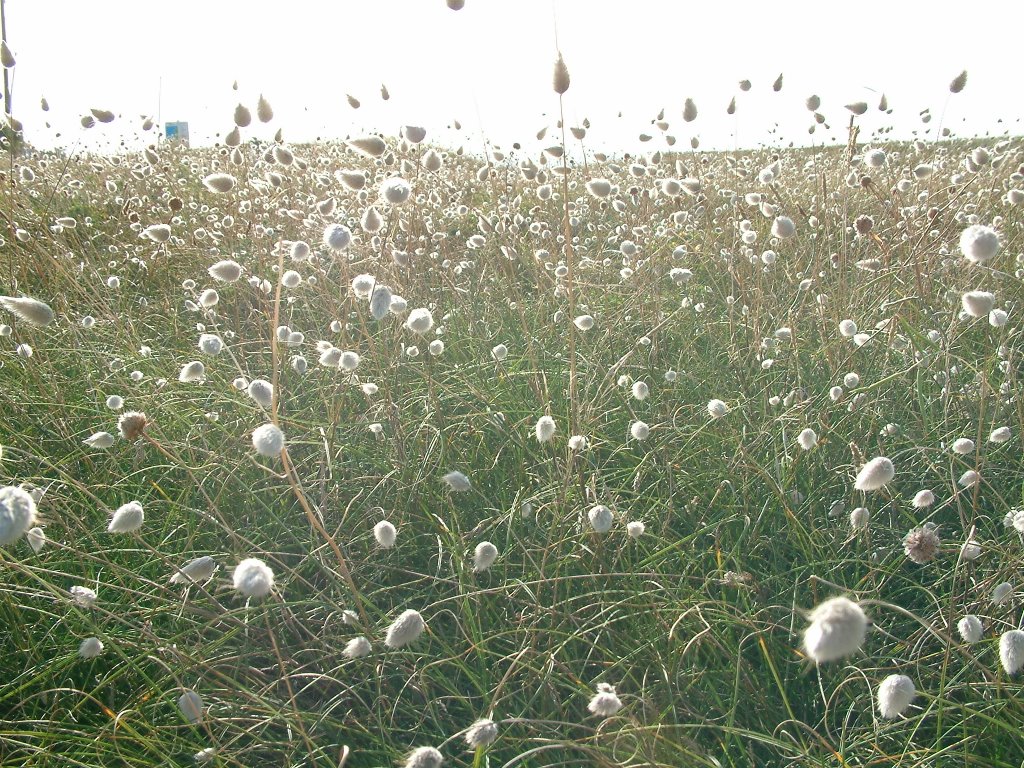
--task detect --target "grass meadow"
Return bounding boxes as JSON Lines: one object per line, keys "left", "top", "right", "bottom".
{"left": 1, "top": 54, "right": 1023, "bottom": 767}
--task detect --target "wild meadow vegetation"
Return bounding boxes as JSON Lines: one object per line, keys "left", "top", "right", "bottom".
{"left": 1, "top": 28, "right": 1023, "bottom": 768}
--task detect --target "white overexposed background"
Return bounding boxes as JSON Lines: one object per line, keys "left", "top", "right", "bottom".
{"left": 3, "top": 0, "right": 1018, "bottom": 154}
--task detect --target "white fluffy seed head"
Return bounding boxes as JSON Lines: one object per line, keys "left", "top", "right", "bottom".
{"left": 348, "top": 136, "right": 387, "bottom": 158}
{"left": 957, "top": 614, "right": 983, "bottom": 643}
{"left": 84, "top": 431, "right": 115, "bottom": 449}
{"left": 491, "top": 344, "right": 508, "bottom": 361}
{"left": 958, "top": 469, "right": 980, "bottom": 488}
{"left": 369, "top": 284, "right": 392, "bottom": 321}
{"left": 1001, "top": 630, "right": 1024, "bottom": 675}
{"left": 233, "top": 103, "right": 251, "bottom": 127}
{"left": 630, "top": 420, "right": 650, "bottom": 441}
{"left": 854, "top": 456, "right": 894, "bottom": 491}
{"left": 587, "top": 682, "right": 623, "bottom": 717}
{"left": 849, "top": 507, "right": 870, "bottom": 529}
{"left": 351, "top": 273, "right": 376, "bottom": 298}
{"left": 802, "top": 597, "right": 868, "bottom": 663}
{"left": 232, "top": 557, "right": 275, "bottom": 599}
{"left": 961, "top": 537, "right": 982, "bottom": 561}
{"left": 442, "top": 470, "right": 471, "bottom": 492}
{"left": 631, "top": 381, "right": 649, "bottom": 401}
{"left": 0, "top": 295, "right": 55, "bottom": 326}
{"left": 247, "top": 379, "right": 274, "bottom": 408}
{"left": 198, "top": 333, "right": 223, "bottom": 355}
{"left": 626, "top": 520, "right": 645, "bottom": 538}
{"left": 178, "top": 361, "right": 206, "bottom": 383}
{"left": 708, "top": 399, "right": 729, "bottom": 418}
{"left": 361, "top": 206, "right": 384, "bottom": 233}
{"left": 404, "top": 746, "right": 443, "bottom": 768}
{"left": 552, "top": 53, "right": 570, "bottom": 95}
{"left": 771, "top": 216, "right": 796, "bottom": 239}
{"left": 573, "top": 314, "right": 595, "bottom": 330}
{"left": 406, "top": 308, "right": 434, "bottom": 334}
{"left": 912, "top": 489, "right": 935, "bottom": 508}
{"left": 339, "top": 351, "right": 360, "bottom": 371}
{"left": 1, "top": 40, "right": 15, "bottom": 68}
{"left": 959, "top": 224, "right": 1000, "bottom": 264}
{"left": 257, "top": 94, "right": 273, "bottom": 123}
{"left": 385, "top": 608, "right": 426, "bottom": 648}
{"left": 422, "top": 149, "right": 443, "bottom": 172}
{"left": 323, "top": 223, "right": 352, "bottom": 251}
{"left": 797, "top": 428, "right": 818, "bottom": 450}
{"left": 170, "top": 555, "right": 218, "bottom": 584}
{"left": 143, "top": 223, "right": 171, "bottom": 242}
{"left": 336, "top": 169, "right": 367, "bottom": 190}
{"left": 374, "top": 520, "right": 397, "bottom": 549}
{"left": 535, "top": 415, "right": 556, "bottom": 443}
{"left": 380, "top": 177, "right": 412, "bottom": 205}
{"left": 990, "top": 426, "right": 1011, "bottom": 444}
{"left": 993, "top": 581, "right": 1013, "bottom": 605}
{"left": 177, "top": 689, "right": 204, "bottom": 723}
{"left": 962, "top": 290, "right": 996, "bottom": 318}
{"left": 863, "top": 148, "right": 886, "bottom": 168}
{"left": 289, "top": 241, "right": 310, "bottom": 261}
{"left": 252, "top": 423, "right": 285, "bottom": 457}
{"left": 473, "top": 541, "right": 499, "bottom": 572}
{"left": 108, "top": 501, "right": 144, "bottom": 534}
{"left": 202, "top": 173, "right": 235, "bottom": 193}
{"left": 586, "top": 178, "right": 612, "bottom": 198}
{"left": 26, "top": 526, "right": 45, "bottom": 553}
{"left": 682, "top": 98, "right": 698, "bottom": 122}
{"left": 877, "top": 674, "right": 916, "bottom": 719}
{"left": 952, "top": 437, "right": 975, "bottom": 455}
{"left": 198, "top": 288, "right": 219, "bottom": 308}
{"left": 78, "top": 636, "right": 104, "bottom": 659}
{"left": 0, "top": 485, "right": 38, "bottom": 546}
{"left": 464, "top": 718, "right": 498, "bottom": 748}
{"left": 343, "top": 636, "right": 372, "bottom": 659}
{"left": 588, "top": 504, "right": 614, "bottom": 533}
{"left": 70, "top": 585, "right": 97, "bottom": 608}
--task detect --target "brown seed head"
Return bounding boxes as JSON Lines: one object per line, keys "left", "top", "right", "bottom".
{"left": 903, "top": 526, "right": 940, "bottom": 564}
{"left": 553, "top": 53, "right": 570, "bottom": 95}
{"left": 118, "top": 411, "right": 148, "bottom": 441}
{"left": 950, "top": 70, "right": 968, "bottom": 94}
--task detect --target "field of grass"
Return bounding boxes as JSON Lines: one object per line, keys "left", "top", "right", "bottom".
{"left": 1, "top": 67, "right": 1023, "bottom": 768}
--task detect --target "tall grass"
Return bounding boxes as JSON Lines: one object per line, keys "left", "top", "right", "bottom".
{"left": 0, "top": 86, "right": 1023, "bottom": 768}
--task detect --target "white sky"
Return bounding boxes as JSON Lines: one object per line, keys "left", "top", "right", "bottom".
{"left": 3, "top": 0, "right": 1020, "bottom": 155}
